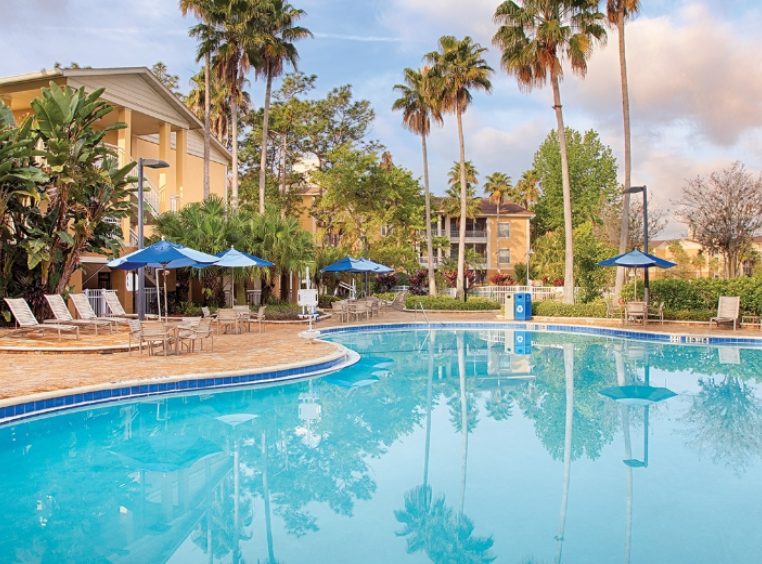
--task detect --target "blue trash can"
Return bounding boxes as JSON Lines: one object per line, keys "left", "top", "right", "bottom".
{"left": 513, "top": 330, "right": 533, "bottom": 355}
{"left": 514, "top": 292, "right": 532, "bottom": 321}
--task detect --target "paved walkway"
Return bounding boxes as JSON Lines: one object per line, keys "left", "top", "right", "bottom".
{"left": 2, "top": 310, "right": 759, "bottom": 402}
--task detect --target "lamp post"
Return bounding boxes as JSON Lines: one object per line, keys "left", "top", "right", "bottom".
{"left": 526, "top": 248, "right": 534, "bottom": 287}
{"left": 624, "top": 185, "right": 648, "bottom": 303}
{"left": 136, "top": 158, "right": 170, "bottom": 320}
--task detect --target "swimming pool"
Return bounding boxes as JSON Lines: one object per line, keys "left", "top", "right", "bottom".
{"left": 1, "top": 327, "right": 761, "bottom": 563}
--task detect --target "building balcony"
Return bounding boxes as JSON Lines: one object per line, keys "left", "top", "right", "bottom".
{"left": 449, "top": 230, "right": 487, "bottom": 240}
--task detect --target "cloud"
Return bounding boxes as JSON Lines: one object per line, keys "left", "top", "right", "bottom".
{"left": 567, "top": 3, "right": 762, "bottom": 146}
{"left": 313, "top": 32, "right": 408, "bottom": 43}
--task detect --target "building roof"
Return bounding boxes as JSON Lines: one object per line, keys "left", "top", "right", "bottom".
{"left": 0, "top": 66, "right": 231, "bottom": 163}
{"left": 431, "top": 196, "right": 532, "bottom": 217}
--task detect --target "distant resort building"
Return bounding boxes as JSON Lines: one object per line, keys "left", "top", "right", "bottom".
{"left": 0, "top": 67, "right": 232, "bottom": 312}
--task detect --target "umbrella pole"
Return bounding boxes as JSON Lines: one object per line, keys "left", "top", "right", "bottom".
{"left": 156, "top": 274, "right": 162, "bottom": 322}
{"left": 163, "top": 270, "right": 169, "bottom": 319}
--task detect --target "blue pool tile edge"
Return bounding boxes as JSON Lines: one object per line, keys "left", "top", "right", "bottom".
{"left": 317, "top": 320, "right": 762, "bottom": 348}
{"left": 0, "top": 350, "right": 354, "bottom": 426}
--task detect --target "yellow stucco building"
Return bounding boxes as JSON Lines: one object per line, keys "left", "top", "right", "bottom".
{"left": 0, "top": 66, "right": 231, "bottom": 312}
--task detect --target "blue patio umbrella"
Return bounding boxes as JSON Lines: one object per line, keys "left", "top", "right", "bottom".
{"left": 210, "top": 247, "right": 273, "bottom": 305}
{"left": 321, "top": 256, "right": 393, "bottom": 297}
{"left": 598, "top": 249, "right": 676, "bottom": 301}
{"left": 108, "top": 239, "right": 220, "bottom": 318}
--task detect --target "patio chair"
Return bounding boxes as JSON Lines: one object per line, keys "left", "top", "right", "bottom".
{"left": 604, "top": 295, "right": 624, "bottom": 322}
{"left": 44, "top": 294, "right": 112, "bottom": 334}
{"left": 381, "top": 291, "right": 407, "bottom": 311}
{"left": 103, "top": 291, "right": 158, "bottom": 320}
{"left": 215, "top": 308, "right": 240, "bottom": 334}
{"left": 348, "top": 300, "right": 370, "bottom": 321}
{"left": 201, "top": 306, "right": 212, "bottom": 318}
{"left": 648, "top": 301, "right": 665, "bottom": 325}
{"left": 3, "top": 298, "right": 79, "bottom": 340}
{"left": 710, "top": 296, "right": 740, "bottom": 330}
{"left": 233, "top": 305, "right": 252, "bottom": 332}
{"left": 70, "top": 293, "right": 127, "bottom": 329}
{"left": 253, "top": 305, "right": 266, "bottom": 332}
{"left": 139, "top": 321, "right": 175, "bottom": 356}
{"left": 178, "top": 318, "right": 214, "bottom": 352}
{"left": 331, "top": 300, "right": 348, "bottom": 323}
{"left": 126, "top": 319, "right": 144, "bottom": 353}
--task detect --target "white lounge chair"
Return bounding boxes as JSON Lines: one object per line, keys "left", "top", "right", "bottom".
{"left": 4, "top": 298, "right": 79, "bottom": 340}
{"left": 710, "top": 296, "right": 740, "bottom": 330}
{"left": 44, "top": 294, "right": 111, "bottom": 334}
{"left": 70, "top": 293, "right": 127, "bottom": 328}
{"left": 103, "top": 291, "right": 158, "bottom": 320}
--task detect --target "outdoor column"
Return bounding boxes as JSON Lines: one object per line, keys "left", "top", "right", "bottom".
{"left": 117, "top": 108, "right": 133, "bottom": 245}
{"left": 175, "top": 129, "right": 187, "bottom": 210}
{"left": 158, "top": 122, "right": 176, "bottom": 213}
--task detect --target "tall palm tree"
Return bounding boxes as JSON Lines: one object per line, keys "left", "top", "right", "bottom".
{"left": 608, "top": 0, "right": 640, "bottom": 298}
{"left": 253, "top": 0, "right": 312, "bottom": 214}
{"left": 393, "top": 67, "right": 442, "bottom": 296}
{"left": 514, "top": 168, "right": 541, "bottom": 210}
{"left": 493, "top": 0, "right": 606, "bottom": 304}
{"left": 425, "top": 36, "right": 492, "bottom": 300}
{"left": 208, "top": 0, "right": 267, "bottom": 210}
{"left": 181, "top": 0, "right": 218, "bottom": 199}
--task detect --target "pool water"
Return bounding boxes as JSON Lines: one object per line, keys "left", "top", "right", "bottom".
{"left": 2, "top": 328, "right": 761, "bottom": 563}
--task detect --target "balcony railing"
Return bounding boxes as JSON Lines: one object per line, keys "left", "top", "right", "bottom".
{"left": 450, "top": 229, "right": 487, "bottom": 239}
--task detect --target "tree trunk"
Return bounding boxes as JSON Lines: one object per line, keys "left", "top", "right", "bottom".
{"left": 258, "top": 73, "right": 273, "bottom": 215}
{"left": 421, "top": 133, "right": 436, "bottom": 296}
{"left": 279, "top": 130, "right": 288, "bottom": 219}
{"left": 55, "top": 239, "right": 86, "bottom": 294}
{"left": 455, "top": 109, "right": 468, "bottom": 300}
{"left": 551, "top": 75, "right": 575, "bottom": 304}
{"left": 496, "top": 202, "right": 501, "bottom": 274}
{"left": 555, "top": 343, "right": 575, "bottom": 563}
{"left": 614, "top": 13, "right": 632, "bottom": 299}
{"left": 231, "top": 96, "right": 239, "bottom": 210}
{"left": 203, "top": 52, "right": 211, "bottom": 199}
{"left": 423, "top": 333, "right": 434, "bottom": 488}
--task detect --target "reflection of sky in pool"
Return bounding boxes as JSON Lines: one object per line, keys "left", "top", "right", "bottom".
{"left": 2, "top": 328, "right": 761, "bottom": 563}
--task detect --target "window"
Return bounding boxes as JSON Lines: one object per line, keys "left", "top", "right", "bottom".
{"left": 498, "top": 222, "right": 510, "bottom": 238}
{"left": 498, "top": 249, "right": 511, "bottom": 265}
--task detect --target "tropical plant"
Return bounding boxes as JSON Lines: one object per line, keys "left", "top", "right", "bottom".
{"left": 444, "top": 161, "right": 481, "bottom": 219}
{"left": 483, "top": 172, "right": 513, "bottom": 271}
{"left": 425, "top": 36, "right": 493, "bottom": 301}
{"left": 514, "top": 168, "right": 541, "bottom": 210}
{"left": 252, "top": 0, "right": 312, "bottom": 214}
{"left": 493, "top": 0, "right": 607, "bottom": 304}
{"left": 393, "top": 66, "right": 442, "bottom": 296}
{"left": 182, "top": 0, "right": 218, "bottom": 198}
{"left": 608, "top": 0, "right": 641, "bottom": 298}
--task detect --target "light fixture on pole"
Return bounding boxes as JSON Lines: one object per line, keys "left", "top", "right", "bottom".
{"left": 623, "top": 185, "right": 649, "bottom": 303}
{"left": 526, "top": 248, "right": 534, "bottom": 287}
{"left": 136, "top": 158, "right": 170, "bottom": 320}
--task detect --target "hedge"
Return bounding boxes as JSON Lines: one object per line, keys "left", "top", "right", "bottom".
{"left": 406, "top": 296, "right": 500, "bottom": 311}
{"left": 532, "top": 301, "right": 607, "bottom": 318}
{"left": 622, "top": 277, "right": 762, "bottom": 314}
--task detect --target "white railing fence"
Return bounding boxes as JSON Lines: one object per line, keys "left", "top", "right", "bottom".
{"left": 443, "top": 285, "right": 573, "bottom": 302}
{"left": 85, "top": 288, "right": 159, "bottom": 316}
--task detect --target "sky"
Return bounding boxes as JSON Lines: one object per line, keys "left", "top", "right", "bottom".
{"left": 2, "top": 0, "right": 762, "bottom": 238}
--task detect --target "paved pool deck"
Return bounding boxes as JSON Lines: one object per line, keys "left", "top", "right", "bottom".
{"left": 2, "top": 310, "right": 759, "bottom": 402}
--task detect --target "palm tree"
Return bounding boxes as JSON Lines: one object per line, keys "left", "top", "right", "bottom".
{"left": 393, "top": 67, "right": 442, "bottom": 296}
{"left": 182, "top": 0, "right": 218, "bottom": 199}
{"left": 444, "top": 162, "right": 481, "bottom": 219}
{"left": 493, "top": 0, "right": 606, "bottom": 304}
{"left": 483, "top": 171, "right": 512, "bottom": 223}
{"left": 186, "top": 68, "right": 235, "bottom": 145}
{"left": 425, "top": 36, "right": 492, "bottom": 300}
{"left": 253, "top": 0, "right": 312, "bottom": 214}
{"left": 514, "top": 168, "right": 541, "bottom": 210}
{"left": 208, "top": 0, "right": 267, "bottom": 210}
{"left": 608, "top": 0, "right": 640, "bottom": 298}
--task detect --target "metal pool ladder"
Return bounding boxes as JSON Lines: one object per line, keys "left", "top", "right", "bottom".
{"left": 415, "top": 301, "right": 431, "bottom": 326}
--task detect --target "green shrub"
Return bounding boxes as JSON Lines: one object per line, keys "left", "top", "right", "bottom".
{"left": 622, "top": 277, "right": 762, "bottom": 314}
{"left": 318, "top": 294, "right": 341, "bottom": 308}
{"left": 373, "top": 292, "right": 396, "bottom": 302}
{"left": 664, "top": 308, "right": 714, "bottom": 321}
{"left": 264, "top": 303, "right": 302, "bottom": 320}
{"left": 532, "top": 301, "right": 607, "bottom": 318}
{"left": 406, "top": 295, "right": 500, "bottom": 311}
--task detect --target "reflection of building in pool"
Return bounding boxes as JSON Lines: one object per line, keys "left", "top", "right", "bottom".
{"left": 479, "top": 330, "right": 535, "bottom": 381}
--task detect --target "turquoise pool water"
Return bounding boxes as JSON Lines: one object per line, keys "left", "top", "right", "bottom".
{"left": 2, "top": 328, "right": 761, "bottom": 563}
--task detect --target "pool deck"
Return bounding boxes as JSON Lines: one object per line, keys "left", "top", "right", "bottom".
{"left": 2, "top": 310, "right": 760, "bottom": 403}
